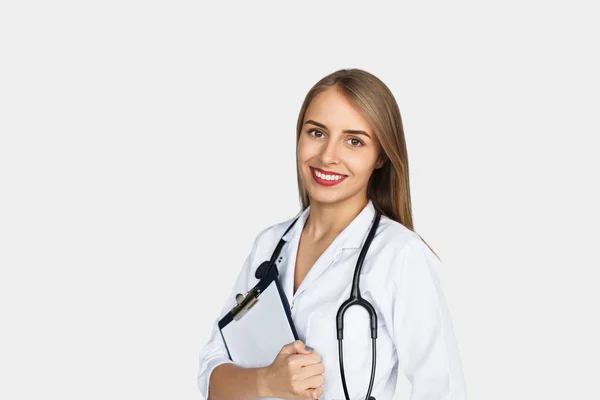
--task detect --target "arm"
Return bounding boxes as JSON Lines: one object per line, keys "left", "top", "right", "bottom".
{"left": 389, "top": 237, "right": 467, "bottom": 400}
{"left": 197, "top": 230, "right": 268, "bottom": 400}
{"left": 198, "top": 320, "right": 271, "bottom": 400}
{"left": 205, "top": 362, "right": 270, "bottom": 400}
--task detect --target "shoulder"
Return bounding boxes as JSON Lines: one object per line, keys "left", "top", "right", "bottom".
{"left": 247, "top": 213, "right": 301, "bottom": 263}
{"left": 372, "top": 214, "right": 442, "bottom": 280}
{"left": 255, "top": 213, "right": 299, "bottom": 245}
{"left": 376, "top": 214, "right": 423, "bottom": 254}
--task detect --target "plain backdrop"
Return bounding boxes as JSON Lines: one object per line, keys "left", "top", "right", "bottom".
{"left": 1, "top": 1, "right": 599, "bottom": 399}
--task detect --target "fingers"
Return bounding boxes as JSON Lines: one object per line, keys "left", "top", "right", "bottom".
{"left": 289, "top": 351, "right": 321, "bottom": 368}
{"left": 278, "top": 341, "right": 325, "bottom": 400}
{"left": 280, "top": 340, "right": 312, "bottom": 355}
{"left": 304, "top": 373, "right": 325, "bottom": 389}
{"left": 298, "top": 362, "right": 325, "bottom": 381}
{"left": 303, "top": 385, "right": 324, "bottom": 399}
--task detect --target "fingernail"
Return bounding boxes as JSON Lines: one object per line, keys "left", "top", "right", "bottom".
{"left": 305, "top": 345, "right": 314, "bottom": 351}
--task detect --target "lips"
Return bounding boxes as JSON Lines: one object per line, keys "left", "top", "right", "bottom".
{"left": 310, "top": 167, "right": 347, "bottom": 187}
{"left": 313, "top": 167, "right": 347, "bottom": 176}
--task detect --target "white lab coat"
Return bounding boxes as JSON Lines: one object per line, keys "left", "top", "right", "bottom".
{"left": 197, "top": 200, "right": 467, "bottom": 400}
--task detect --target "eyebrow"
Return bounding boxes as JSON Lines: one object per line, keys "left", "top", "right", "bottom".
{"left": 305, "top": 119, "right": 372, "bottom": 139}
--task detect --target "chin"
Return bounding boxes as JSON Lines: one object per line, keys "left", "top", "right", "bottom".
{"left": 306, "top": 187, "right": 348, "bottom": 205}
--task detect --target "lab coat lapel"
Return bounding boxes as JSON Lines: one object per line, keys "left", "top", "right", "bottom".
{"left": 280, "top": 207, "right": 310, "bottom": 306}
{"left": 292, "top": 200, "right": 377, "bottom": 300}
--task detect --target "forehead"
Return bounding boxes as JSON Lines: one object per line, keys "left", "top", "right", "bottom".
{"left": 304, "top": 88, "right": 373, "bottom": 132}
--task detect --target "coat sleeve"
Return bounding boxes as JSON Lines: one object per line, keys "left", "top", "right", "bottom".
{"left": 196, "top": 231, "right": 263, "bottom": 399}
{"left": 389, "top": 237, "right": 467, "bottom": 400}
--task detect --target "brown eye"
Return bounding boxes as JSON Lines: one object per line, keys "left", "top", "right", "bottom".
{"left": 308, "top": 129, "right": 324, "bottom": 138}
{"left": 347, "top": 138, "right": 364, "bottom": 147}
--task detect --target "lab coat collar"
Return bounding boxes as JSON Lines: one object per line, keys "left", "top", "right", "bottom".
{"left": 280, "top": 199, "right": 377, "bottom": 301}
{"left": 282, "top": 199, "right": 376, "bottom": 250}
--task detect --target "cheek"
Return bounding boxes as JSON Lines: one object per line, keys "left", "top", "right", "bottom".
{"left": 297, "top": 137, "right": 317, "bottom": 162}
{"left": 296, "top": 145, "right": 307, "bottom": 165}
{"left": 346, "top": 155, "right": 376, "bottom": 178}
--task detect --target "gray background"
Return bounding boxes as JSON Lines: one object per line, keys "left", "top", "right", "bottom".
{"left": 1, "top": 1, "right": 598, "bottom": 399}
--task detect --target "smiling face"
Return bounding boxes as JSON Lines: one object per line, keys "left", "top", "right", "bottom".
{"left": 297, "top": 87, "right": 385, "bottom": 207}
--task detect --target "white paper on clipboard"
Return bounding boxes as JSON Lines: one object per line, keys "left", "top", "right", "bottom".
{"left": 218, "top": 265, "right": 298, "bottom": 369}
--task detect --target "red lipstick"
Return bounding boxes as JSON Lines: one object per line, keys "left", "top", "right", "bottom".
{"left": 310, "top": 167, "right": 347, "bottom": 187}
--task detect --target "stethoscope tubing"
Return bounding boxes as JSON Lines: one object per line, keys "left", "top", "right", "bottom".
{"left": 257, "top": 206, "right": 382, "bottom": 400}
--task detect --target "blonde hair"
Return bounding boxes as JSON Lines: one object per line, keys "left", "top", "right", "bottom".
{"left": 294, "top": 68, "right": 440, "bottom": 261}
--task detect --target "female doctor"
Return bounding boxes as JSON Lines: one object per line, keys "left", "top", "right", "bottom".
{"left": 197, "top": 69, "right": 467, "bottom": 400}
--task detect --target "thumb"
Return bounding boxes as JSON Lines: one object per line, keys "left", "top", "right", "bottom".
{"left": 294, "top": 340, "right": 313, "bottom": 354}
{"left": 281, "top": 340, "right": 312, "bottom": 355}
{"left": 281, "top": 340, "right": 306, "bottom": 355}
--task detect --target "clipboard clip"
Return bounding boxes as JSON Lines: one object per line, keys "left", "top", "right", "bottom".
{"left": 231, "top": 287, "right": 262, "bottom": 321}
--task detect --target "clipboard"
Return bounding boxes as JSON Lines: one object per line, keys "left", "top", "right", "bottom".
{"left": 218, "top": 264, "right": 299, "bottom": 368}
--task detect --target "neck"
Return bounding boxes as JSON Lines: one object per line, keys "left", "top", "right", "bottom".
{"left": 304, "top": 196, "right": 369, "bottom": 242}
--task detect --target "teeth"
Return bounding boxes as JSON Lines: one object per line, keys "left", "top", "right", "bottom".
{"left": 314, "top": 168, "right": 344, "bottom": 181}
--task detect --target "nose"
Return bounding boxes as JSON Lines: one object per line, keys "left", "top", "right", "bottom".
{"left": 319, "top": 137, "right": 342, "bottom": 165}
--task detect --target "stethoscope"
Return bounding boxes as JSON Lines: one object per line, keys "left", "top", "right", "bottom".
{"left": 255, "top": 206, "right": 382, "bottom": 400}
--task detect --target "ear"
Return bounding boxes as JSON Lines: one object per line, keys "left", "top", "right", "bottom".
{"left": 375, "top": 152, "right": 387, "bottom": 169}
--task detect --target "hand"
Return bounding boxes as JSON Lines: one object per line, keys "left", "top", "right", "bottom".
{"left": 261, "top": 340, "right": 325, "bottom": 399}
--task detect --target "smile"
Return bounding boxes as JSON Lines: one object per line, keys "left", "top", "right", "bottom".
{"left": 310, "top": 167, "right": 347, "bottom": 186}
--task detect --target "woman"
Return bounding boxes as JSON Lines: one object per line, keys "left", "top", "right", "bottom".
{"left": 197, "top": 69, "right": 467, "bottom": 400}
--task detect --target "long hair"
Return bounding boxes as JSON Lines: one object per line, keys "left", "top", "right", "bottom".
{"left": 294, "top": 68, "right": 440, "bottom": 260}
